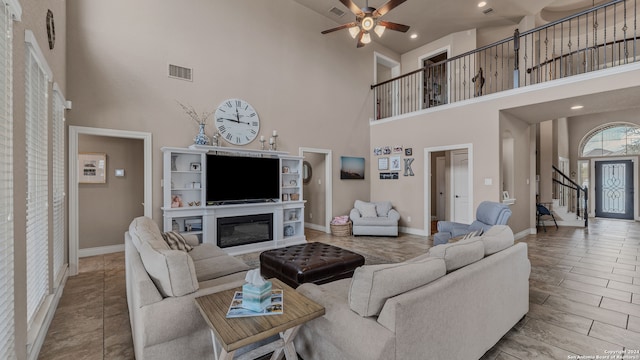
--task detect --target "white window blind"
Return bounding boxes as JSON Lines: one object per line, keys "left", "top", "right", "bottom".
{"left": 52, "top": 86, "right": 65, "bottom": 283}
{"left": 0, "top": 1, "right": 15, "bottom": 358}
{"left": 25, "top": 35, "right": 49, "bottom": 328}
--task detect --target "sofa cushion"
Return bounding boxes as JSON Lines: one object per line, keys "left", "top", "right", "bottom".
{"left": 128, "top": 216, "right": 170, "bottom": 252}
{"left": 375, "top": 201, "right": 392, "bottom": 217}
{"left": 428, "top": 239, "right": 485, "bottom": 272}
{"left": 137, "top": 239, "right": 199, "bottom": 297}
{"left": 348, "top": 257, "right": 446, "bottom": 317}
{"left": 351, "top": 216, "right": 399, "bottom": 226}
{"left": 481, "top": 225, "right": 514, "bottom": 255}
{"left": 193, "top": 255, "right": 251, "bottom": 282}
{"left": 162, "top": 231, "right": 194, "bottom": 252}
{"left": 357, "top": 202, "right": 378, "bottom": 218}
{"left": 188, "top": 243, "right": 229, "bottom": 261}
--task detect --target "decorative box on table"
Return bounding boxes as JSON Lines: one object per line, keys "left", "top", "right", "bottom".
{"left": 242, "top": 280, "right": 272, "bottom": 312}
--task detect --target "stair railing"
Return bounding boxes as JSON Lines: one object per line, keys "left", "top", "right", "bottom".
{"left": 552, "top": 165, "right": 589, "bottom": 227}
{"left": 371, "top": 0, "right": 636, "bottom": 120}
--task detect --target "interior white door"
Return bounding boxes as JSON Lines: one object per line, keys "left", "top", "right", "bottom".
{"left": 436, "top": 156, "right": 446, "bottom": 220}
{"left": 452, "top": 151, "right": 469, "bottom": 223}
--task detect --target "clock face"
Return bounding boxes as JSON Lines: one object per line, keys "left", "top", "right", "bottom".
{"left": 214, "top": 99, "right": 260, "bottom": 145}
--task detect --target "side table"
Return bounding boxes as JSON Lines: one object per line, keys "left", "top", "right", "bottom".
{"left": 195, "top": 278, "right": 325, "bottom": 360}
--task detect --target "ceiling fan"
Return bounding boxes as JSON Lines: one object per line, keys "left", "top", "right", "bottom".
{"left": 321, "top": 0, "right": 410, "bottom": 48}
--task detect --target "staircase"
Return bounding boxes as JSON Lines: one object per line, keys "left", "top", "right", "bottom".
{"left": 542, "top": 165, "right": 588, "bottom": 228}
{"left": 544, "top": 199, "right": 587, "bottom": 227}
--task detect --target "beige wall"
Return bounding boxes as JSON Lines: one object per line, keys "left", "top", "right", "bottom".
{"left": 557, "top": 117, "right": 569, "bottom": 160}
{"left": 500, "top": 112, "right": 534, "bottom": 233}
{"left": 401, "top": 29, "right": 477, "bottom": 72}
{"left": 78, "top": 135, "right": 144, "bottom": 249}
{"left": 66, "top": 0, "right": 398, "bottom": 227}
{"left": 539, "top": 120, "right": 554, "bottom": 202}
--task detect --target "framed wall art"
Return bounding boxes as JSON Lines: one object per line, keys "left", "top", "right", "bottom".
{"left": 78, "top": 153, "right": 106, "bottom": 183}
{"left": 340, "top": 156, "right": 365, "bottom": 180}
{"left": 378, "top": 157, "right": 389, "bottom": 170}
{"left": 390, "top": 156, "right": 401, "bottom": 171}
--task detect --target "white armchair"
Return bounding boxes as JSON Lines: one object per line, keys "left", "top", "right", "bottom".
{"left": 349, "top": 200, "right": 400, "bottom": 236}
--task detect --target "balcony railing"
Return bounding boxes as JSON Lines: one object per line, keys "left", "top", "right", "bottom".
{"left": 372, "top": 0, "right": 637, "bottom": 120}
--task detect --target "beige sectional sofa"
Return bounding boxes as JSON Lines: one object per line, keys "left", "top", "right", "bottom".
{"left": 294, "top": 225, "right": 531, "bottom": 360}
{"left": 125, "top": 216, "right": 251, "bottom": 360}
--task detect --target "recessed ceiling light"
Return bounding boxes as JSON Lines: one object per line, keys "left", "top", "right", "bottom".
{"left": 410, "top": 33, "right": 418, "bottom": 39}
{"left": 571, "top": 105, "right": 584, "bottom": 110}
{"left": 478, "top": 1, "right": 487, "bottom": 7}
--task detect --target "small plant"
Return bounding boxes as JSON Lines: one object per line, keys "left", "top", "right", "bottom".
{"left": 177, "top": 101, "right": 213, "bottom": 126}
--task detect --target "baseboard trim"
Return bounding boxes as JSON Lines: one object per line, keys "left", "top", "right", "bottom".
{"left": 514, "top": 229, "right": 532, "bottom": 240}
{"left": 399, "top": 226, "right": 428, "bottom": 236}
{"left": 305, "top": 223, "right": 329, "bottom": 233}
{"left": 78, "top": 244, "right": 125, "bottom": 257}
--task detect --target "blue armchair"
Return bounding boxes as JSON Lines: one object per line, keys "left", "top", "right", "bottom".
{"left": 433, "top": 201, "right": 512, "bottom": 245}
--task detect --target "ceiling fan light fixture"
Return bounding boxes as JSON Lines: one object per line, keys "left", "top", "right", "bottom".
{"left": 361, "top": 16, "right": 375, "bottom": 31}
{"left": 361, "top": 32, "right": 372, "bottom": 44}
{"left": 348, "top": 26, "right": 360, "bottom": 38}
{"left": 374, "top": 25, "right": 385, "bottom": 37}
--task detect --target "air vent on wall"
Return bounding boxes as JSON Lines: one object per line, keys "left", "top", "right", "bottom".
{"left": 168, "top": 64, "right": 193, "bottom": 81}
{"left": 328, "top": 6, "right": 345, "bottom": 17}
{"left": 482, "top": 8, "right": 494, "bottom": 15}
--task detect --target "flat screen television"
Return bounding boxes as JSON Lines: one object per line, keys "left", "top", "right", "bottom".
{"left": 206, "top": 154, "right": 280, "bottom": 204}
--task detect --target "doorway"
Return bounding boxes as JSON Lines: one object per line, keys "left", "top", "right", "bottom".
{"left": 299, "top": 147, "right": 333, "bottom": 233}
{"left": 595, "top": 159, "right": 634, "bottom": 219}
{"left": 452, "top": 150, "right": 470, "bottom": 223}
{"left": 68, "top": 126, "right": 152, "bottom": 276}
{"left": 425, "top": 144, "right": 473, "bottom": 235}
{"left": 421, "top": 49, "right": 449, "bottom": 108}
{"left": 374, "top": 52, "right": 401, "bottom": 119}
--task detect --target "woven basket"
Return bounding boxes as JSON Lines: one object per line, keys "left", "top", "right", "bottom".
{"left": 330, "top": 220, "right": 352, "bottom": 237}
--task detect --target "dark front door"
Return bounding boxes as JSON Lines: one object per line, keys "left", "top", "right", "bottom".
{"left": 595, "top": 160, "right": 634, "bottom": 219}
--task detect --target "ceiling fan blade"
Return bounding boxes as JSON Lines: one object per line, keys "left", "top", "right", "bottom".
{"left": 340, "top": 0, "right": 365, "bottom": 16}
{"left": 321, "top": 22, "right": 359, "bottom": 34}
{"left": 373, "top": 0, "right": 407, "bottom": 18}
{"left": 356, "top": 31, "right": 365, "bottom": 48}
{"left": 377, "top": 20, "right": 410, "bottom": 32}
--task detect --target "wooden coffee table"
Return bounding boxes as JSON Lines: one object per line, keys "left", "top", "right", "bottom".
{"left": 195, "top": 278, "right": 325, "bottom": 360}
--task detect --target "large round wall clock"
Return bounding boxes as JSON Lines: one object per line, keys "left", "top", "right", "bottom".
{"left": 214, "top": 98, "right": 260, "bottom": 145}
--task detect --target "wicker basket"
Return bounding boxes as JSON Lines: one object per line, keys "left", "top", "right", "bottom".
{"left": 330, "top": 220, "right": 352, "bottom": 237}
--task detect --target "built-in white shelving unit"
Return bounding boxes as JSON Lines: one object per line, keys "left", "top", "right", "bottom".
{"left": 161, "top": 146, "right": 306, "bottom": 254}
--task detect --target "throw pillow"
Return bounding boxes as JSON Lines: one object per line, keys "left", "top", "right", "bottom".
{"left": 375, "top": 202, "right": 392, "bottom": 217}
{"left": 359, "top": 202, "right": 378, "bottom": 218}
{"left": 461, "top": 229, "right": 483, "bottom": 240}
{"left": 162, "top": 231, "right": 194, "bottom": 252}
{"left": 428, "top": 239, "right": 484, "bottom": 272}
{"left": 480, "top": 225, "right": 514, "bottom": 255}
{"left": 348, "top": 257, "right": 446, "bottom": 317}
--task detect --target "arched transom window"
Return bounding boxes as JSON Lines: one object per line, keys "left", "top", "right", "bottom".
{"left": 580, "top": 123, "right": 640, "bottom": 157}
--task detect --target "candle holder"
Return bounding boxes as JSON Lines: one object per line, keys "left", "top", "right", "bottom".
{"left": 211, "top": 131, "right": 220, "bottom": 147}
{"left": 259, "top": 137, "right": 266, "bottom": 150}
{"left": 271, "top": 133, "right": 278, "bottom": 151}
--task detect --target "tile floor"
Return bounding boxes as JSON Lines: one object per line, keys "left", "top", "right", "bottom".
{"left": 38, "top": 219, "right": 640, "bottom": 359}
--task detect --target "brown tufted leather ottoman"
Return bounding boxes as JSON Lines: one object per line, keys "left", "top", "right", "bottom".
{"left": 259, "top": 242, "right": 365, "bottom": 289}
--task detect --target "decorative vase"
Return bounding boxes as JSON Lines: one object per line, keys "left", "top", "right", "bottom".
{"left": 193, "top": 123, "right": 210, "bottom": 145}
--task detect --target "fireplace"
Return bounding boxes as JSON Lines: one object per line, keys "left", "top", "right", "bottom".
{"left": 217, "top": 214, "right": 273, "bottom": 248}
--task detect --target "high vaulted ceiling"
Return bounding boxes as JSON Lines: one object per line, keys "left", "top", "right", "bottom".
{"left": 293, "top": 0, "right": 609, "bottom": 53}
